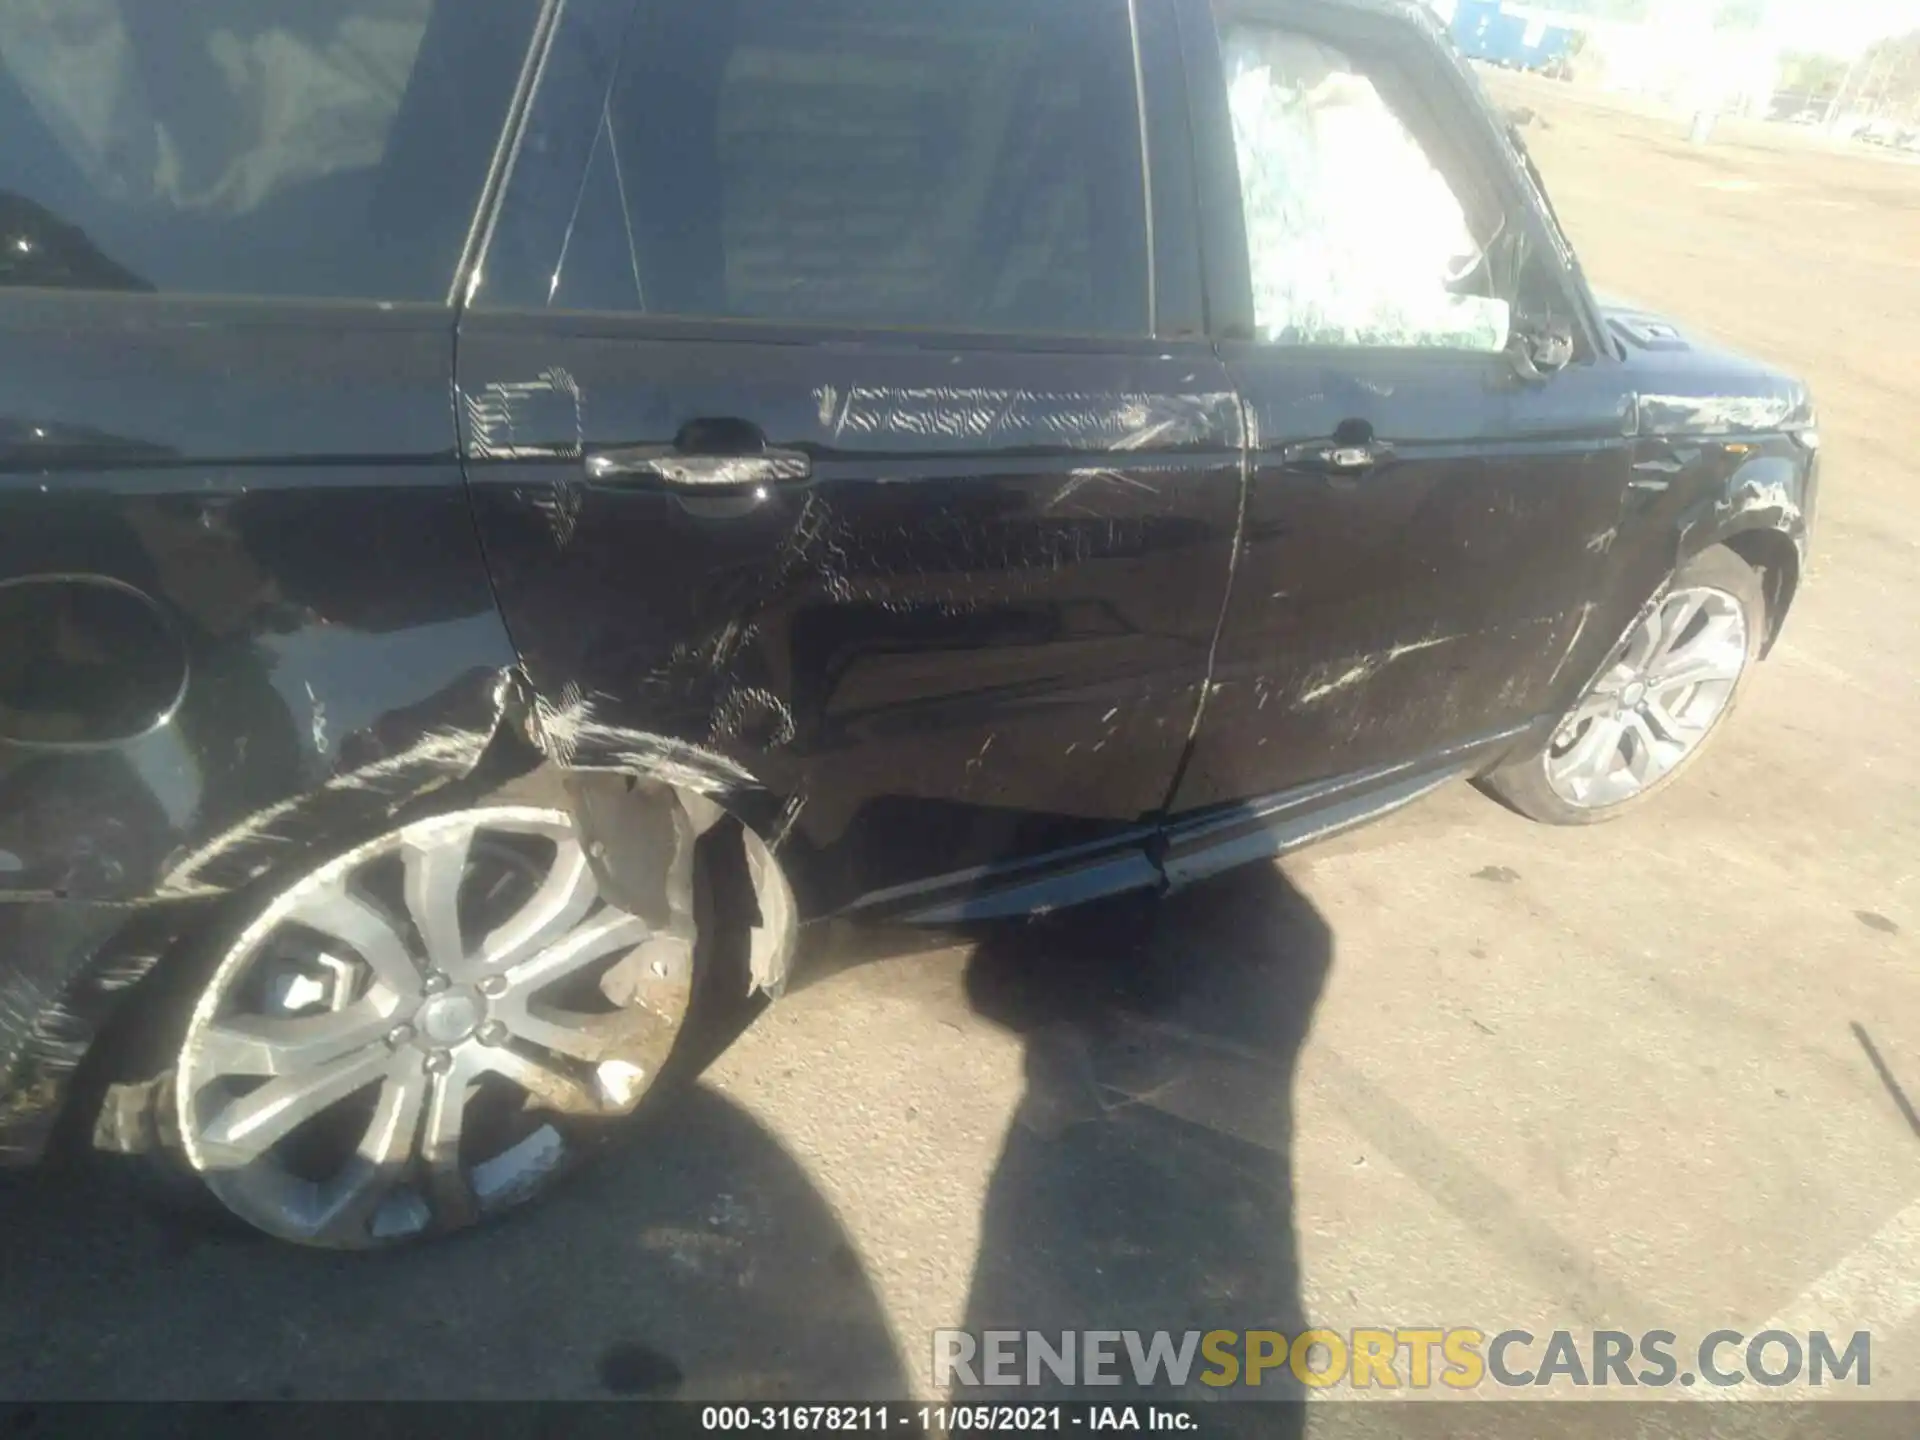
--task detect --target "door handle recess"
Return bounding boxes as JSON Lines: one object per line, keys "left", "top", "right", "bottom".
{"left": 585, "top": 445, "right": 812, "bottom": 488}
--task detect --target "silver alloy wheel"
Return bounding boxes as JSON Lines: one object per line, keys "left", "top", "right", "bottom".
{"left": 175, "top": 805, "right": 690, "bottom": 1248}
{"left": 1545, "top": 585, "right": 1750, "bottom": 809}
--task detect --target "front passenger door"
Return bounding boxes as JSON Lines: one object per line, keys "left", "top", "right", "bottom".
{"left": 1168, "top": 0, "right": 1635, "bottom": 823}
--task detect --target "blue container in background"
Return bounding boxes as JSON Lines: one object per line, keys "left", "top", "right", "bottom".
{"left": 1449, "top": 0, "right": 1573, "bottom": 71}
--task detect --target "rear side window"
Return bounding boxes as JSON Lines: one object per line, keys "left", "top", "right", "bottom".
{"left": 0, "top": 0, "right": 540, "bottom": 302}
{"left": 492, "top": 0, "right": 1151, "bottom": 338}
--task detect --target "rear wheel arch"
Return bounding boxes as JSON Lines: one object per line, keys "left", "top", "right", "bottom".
{"left": 559, "top": 766, "right": 799, "bottom": 1001}
{"left": 62, "top": 749, "right": 797, "bottom": 1245}
{"left": 515, "top": 684, "right": 803, "bottom": 999}
{"left": 64, "top": 744, "right": 797, "bottom": 1188}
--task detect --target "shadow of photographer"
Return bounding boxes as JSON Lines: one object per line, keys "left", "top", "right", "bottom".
{"left": 954, "top": 861, "right": 1330, "bottom": 1425}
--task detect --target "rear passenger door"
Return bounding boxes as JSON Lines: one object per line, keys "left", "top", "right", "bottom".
{"left": 457, "top": 0, "right": 1244, "bottom": 919}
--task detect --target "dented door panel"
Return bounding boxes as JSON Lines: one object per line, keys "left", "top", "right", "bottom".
{"left": 0, "top": 294, "right": 525, "bottom": 1160}
{"left": 453, "top": 0, "right": 1239, "bottom": 917}
{"left": 1165, "top": 0, "right": 1643, "bottom": 819}
{"left": 0, "top": 294, "right": 521, "bottom": 905}
{"left": 1171, "top": 347, "right": 1636, "bottom": 818}
{"left": 457, "top": 321, "right": 1244, "bottom": 915}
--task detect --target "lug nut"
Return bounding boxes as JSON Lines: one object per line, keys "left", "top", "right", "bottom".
{"left": 424, "top": 1049, "right": 453, "bottom": 1075}
{"left": 421, "top": 971, "right": 450, "bottom": 994}
{"left": 477, "top": 975, "right": 508, "bottom": 998}
{"left": 386, "top": 1023, "right": 416, "bottom": 1049}
{"left": 476, "top": 1021, "right": 508, "bottom": 1047}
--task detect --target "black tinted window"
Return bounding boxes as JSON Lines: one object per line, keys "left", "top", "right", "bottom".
{"left": 498, "top": 0, "right": 1150, "bottom": 337}
{"left": 0, "top": 0, "right": 539, "bottom": 301}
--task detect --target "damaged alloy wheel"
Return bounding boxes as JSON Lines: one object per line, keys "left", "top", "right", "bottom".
{"left": 1542, "top": 583, "right": 1748, "bottom": 808}
{"left": 1481, "top": 544, "right": 1766, "bottom": 826}
{"left": 169, "top": 799, "right": 693, "bottom": 1248}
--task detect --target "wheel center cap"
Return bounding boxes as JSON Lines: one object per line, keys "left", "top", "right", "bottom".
{"left": 1621, "top": 680, "right": 1648, "bottom": 709}
{"left": 417, "top": 991, "right": 484, "bottom": 1045}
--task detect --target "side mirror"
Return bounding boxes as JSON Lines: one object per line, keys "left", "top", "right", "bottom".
{"left": 1506, "top": 317, "right": 1575, "bottom": 382}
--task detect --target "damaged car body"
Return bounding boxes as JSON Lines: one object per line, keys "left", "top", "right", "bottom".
{"left": 0, "top": 0, "right": 1817, "bottom": 1246}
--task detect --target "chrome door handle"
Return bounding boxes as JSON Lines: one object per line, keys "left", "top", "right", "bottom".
{"left": 1281, "top": 439, "right": 1393, "bottom": 475}
{"left": 585, "top": 445, "right": 812, "bottom": 488}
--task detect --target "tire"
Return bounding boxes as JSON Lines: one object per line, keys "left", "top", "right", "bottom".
{"left": 93, "top": 768, "right": 716, "bottom": 1249}
{"left": 1481, "top": 544, "right": 1766, "bottom": 826}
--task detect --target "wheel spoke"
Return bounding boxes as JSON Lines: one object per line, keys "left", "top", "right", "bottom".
{"left": 1553, "top": 714, "right": 1625, "bottom": 794}
{"left": 1641, "top": 696, "right": 1701, "bottom": 744}
{"left": 1622, "top": 717, "right": 1654, "bottom": 783}
{"left": 402, "top": 827, "right": 474, "bottom": 978}
{"left": 195, "top": 1045, "right": 395, "bottom": 1168}
{"left": 192, "top": 1002, "right": 394, "bottom": 1079}
{"left": 1650, "top": 591, "right": 1706, "bottom": 665}
{"left": 421, "top": 1059, "right": 479, "bottom": 1229}
{"left": 1688, "top": 607, "right": 1744, "bottom": 655}
{"left": 500, "top": 1001, "right": 670, "bottom": 1067}
{"left": 472, "top": 838, "right": 599, "bottom": 977}
{"left": 505, "top": 908, "right": 649, "bottom": 994}
{"left": 1623, "top": 711, "right": 1678, "bottom": 784}
{"left": 1650, "top": 652, "right": 1742, "bottom": 693}
{"left": 1656, "top": 605, "right": 1743, "bottom": 672}
{"left": 1623, "top": 607, "right": 1660, "bottom": 670}
{"left": 475, "top": 1044, "right": 603, "bottom": 1116}
{"left": 303, "top": 1068, "right": 428, "bottom": 1245}
{"left": 1563, "top": 684, "right": 1622, "bottom": 733}
{"left": 287, "top": 885, "right": 421, "bottom": 999}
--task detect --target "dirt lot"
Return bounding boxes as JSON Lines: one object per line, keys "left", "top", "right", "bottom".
{"left": 2, "top": 79, "right": 1918, "bottom": 1412}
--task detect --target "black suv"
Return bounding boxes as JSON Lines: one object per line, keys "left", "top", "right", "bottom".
{"left": 0, "top": 0, "right": 1817, "bottom": 1247}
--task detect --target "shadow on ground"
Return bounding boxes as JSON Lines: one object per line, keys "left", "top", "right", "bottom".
{"left": 0, "top": 865, "right": 1327, "bottom": 1418}
{"left": 0, "top": 1080, "right": 905, "bottom": 1401}
{"left": 960, "top": 864, "right": 1328, "bottom": 1423}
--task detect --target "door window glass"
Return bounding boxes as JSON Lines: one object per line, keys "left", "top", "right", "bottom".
{"left": 0, "top": 0, "right": 538, "bottom": 301}
{"left": 513, "top": 0, "right": 1150, "bottom": 338}
{"left": 1219, "top": 22, "right": 1511, "bottom": 351}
